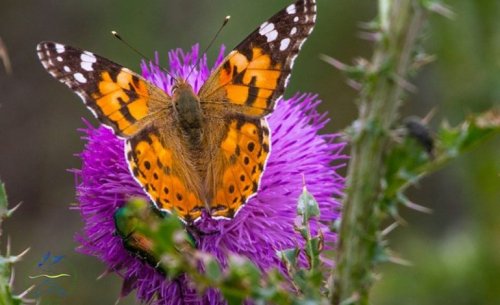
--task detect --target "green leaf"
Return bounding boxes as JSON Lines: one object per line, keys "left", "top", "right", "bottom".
{"left": 0, "top": 183, "right": 8, "bottom": 225}
{"left": 220, "top": 256, "right": 263, "bottom": 305}
{"left": 205, "top": 258, "right": 222, "bottom": 282}
{"left": 297, "top": 186, "right": 320, "bottom": 222}
{"left": 436, "top": 109, "right": 500, "bottom": 158}
{"left": 310, "top": 233, "right": 324, "bottom": 256}
{"left": 382, "top": 109, "right": 500, "bottom": 214}
{"left": 0, "top": 183, "right": 6, "bottom": 211}
{"left": 278, "top": 247, "right": 300, "bottom": 269}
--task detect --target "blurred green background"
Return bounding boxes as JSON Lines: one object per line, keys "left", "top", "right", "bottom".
{"left": 0, "top": 0, "right": 499, "bottom": 304}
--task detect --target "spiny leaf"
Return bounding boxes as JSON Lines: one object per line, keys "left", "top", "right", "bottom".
{"left": 383, "top": 108, "right": 500, "bottom": 213}
{"left": 278, "top": 248, "right": 300, "bottom": 272}
{"left": 297, "top": 186, "right": 320, "bottom": 222}
{"left": 0, "top": 183, "right": 8, "bottom": 225}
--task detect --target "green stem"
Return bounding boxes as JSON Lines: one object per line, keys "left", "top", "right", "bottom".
{"left": 331, "top": 1, "right": 427, "bottom": 304}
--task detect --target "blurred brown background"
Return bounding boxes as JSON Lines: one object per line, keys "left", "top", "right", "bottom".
{"left": 0, "top": 0, "right": 499, "bottom": 304}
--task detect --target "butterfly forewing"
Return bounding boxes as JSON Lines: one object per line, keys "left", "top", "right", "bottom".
{"left": 37, "top": 42, "right": 168, "bottom": 137}
{"left": 199, "top": 0, "right": 316, "bottom": 117}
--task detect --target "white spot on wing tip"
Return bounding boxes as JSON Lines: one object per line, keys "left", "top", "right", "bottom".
{"left": 81, "top": 52, "right": 97, "bottom": 63}
{"left": 290, "top": 27, "right": 297, "bottom": 35}
{"left": 286, "top": 4, "right": 296, "bottom": 14}
{"left": 259, "top": 21, "right": 269, "bottom": 31}
{"left": 294, "top": 16, "right": 299, "bottom": 22}
{"left": 74, "top": 72, "right": 87, "bottom": 83}
{"left": 266, "top": 30, "right": 279, "bottom": 42}
{"left": 280, "top": 38, "right": 291, "bottom": 51}
{"left": 55, "top": 43, "right": 65, "bottom": 54}
{"left": 259, "top": 22, "right": 275, "bottom": 36}
{"left": 81, "top": 61, "right": 94, "bottom": 71}
{"left": 64, "top": 66, "right": 71, "bottom": 73}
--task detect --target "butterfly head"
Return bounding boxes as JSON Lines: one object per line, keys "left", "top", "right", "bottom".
{"left": 171, "top": 78, "right": 193, "bottom": 95}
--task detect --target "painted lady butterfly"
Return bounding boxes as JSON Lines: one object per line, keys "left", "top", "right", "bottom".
{"left": 37, "top": 0, "right": 316, "bottom": 224}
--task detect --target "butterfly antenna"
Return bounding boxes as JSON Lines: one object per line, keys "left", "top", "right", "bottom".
{"left": 186, "top": 15, "right": 230, "bottom": 80}
{"left": 111, "top": 30, "right": 176, "bottom": 80}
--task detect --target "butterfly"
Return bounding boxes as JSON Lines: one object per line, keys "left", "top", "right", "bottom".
{"left": 37, "top": 0, "right": 317, "bottom": 224}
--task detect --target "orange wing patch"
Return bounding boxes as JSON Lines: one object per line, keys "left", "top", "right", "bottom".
{"left": 126, "top": 128, "right": 205, "bottom": 223}
{"left": 210, "top": 117, "right": 271, "bottom": 218}
{"left": 222, "top": 49, "right": 280, "bottom": 112}
{"left": 91, "top": 69, "right": 152, "bottom": 136}
{"left": 200, "top": 48, "right": 281, "bottom": 117}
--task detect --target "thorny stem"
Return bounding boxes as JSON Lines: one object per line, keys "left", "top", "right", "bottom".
{"left": 332, "top": 1, "right": 427, "bottom": 304}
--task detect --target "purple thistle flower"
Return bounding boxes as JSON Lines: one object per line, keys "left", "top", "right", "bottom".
{"left": 74, "top": 44, "right": 346, "bottom": 305}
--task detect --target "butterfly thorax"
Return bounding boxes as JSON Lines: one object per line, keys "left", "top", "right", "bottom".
{"left": 172, "top": 81, "right": 204, "bottom": 146}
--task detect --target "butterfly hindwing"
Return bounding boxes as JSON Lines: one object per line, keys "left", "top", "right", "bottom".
{"left": 37, "top": 42, "right": 169, "bottom": 137}
{"left": 126, "top": 126, "right": 205, "bottom": 223}
{"left": 208, "top": 117, "right": 270, "bottom": 218}
{"left": 199, "top": 0, "right": 316, "bottom": 117}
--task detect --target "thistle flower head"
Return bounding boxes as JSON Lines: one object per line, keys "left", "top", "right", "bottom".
{"left": 75, "top": 44, "right": 346, "bottom": 305}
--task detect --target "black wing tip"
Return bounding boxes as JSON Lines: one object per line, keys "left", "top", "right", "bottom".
{"left": 297, "top": 0, "right": 317, "bottom": 6}
{"left": 36, "top": 41, "right": 67, "bottom": 58}
{"left": 36, "top": 41, "right": 48, "bottom": 57}
{"left": 36, "top": 42, "right": 62, "bottom": 67}
{"left": 292, "top": 0, "right": 317, "bottom": 17}
{"left": 36, "top": 41, "right": 58, "bottom": 52}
